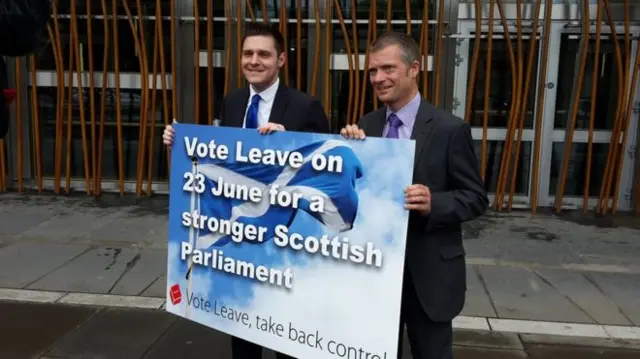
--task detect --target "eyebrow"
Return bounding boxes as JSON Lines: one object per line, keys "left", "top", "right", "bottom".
{"left": 243, "top": 49, "right": 273, "bottom": 54}
{"left": 369, "top": 63, "right": 396, "bottom": 70}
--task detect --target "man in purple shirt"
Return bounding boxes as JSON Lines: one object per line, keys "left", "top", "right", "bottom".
{"left": 341, "top": 32, "right": 488, "bottom": 359}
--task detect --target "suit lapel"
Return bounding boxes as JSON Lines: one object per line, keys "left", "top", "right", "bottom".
{"left": 367, "top": 108, "right": 387, "bottom": 137}
{"left": 411, "top": 101, "right": 435, "bottom": 168}
{"left": 229, "top": 88, "right": 249, "bottom": 128}
{"left": 268, "top": 83, "right": 290, "bottom": 126}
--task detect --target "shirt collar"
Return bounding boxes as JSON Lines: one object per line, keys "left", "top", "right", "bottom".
{"left": 250, "top": 77, "right": 279, "bottom": 102}
{"left": 386, "top": 92, "right": 421, "bottom": 129}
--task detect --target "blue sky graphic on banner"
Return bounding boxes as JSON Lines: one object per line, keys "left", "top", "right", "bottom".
{"left": 166, "top": 123, "right": 414, "bottom": 359}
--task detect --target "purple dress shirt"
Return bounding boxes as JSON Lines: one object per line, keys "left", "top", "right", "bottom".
{"left": 382, "top": 92, "right": 421, "bottom": 139}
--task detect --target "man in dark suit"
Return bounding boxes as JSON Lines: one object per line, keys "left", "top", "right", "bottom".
{"left": 163, "top": 22, "right": 329, "bottom": 143}
{"left": 341, "top": 31, "right": 488, "bottom": 359}
{"left": 163, "top": 23, "right": 328, "bottom": 359}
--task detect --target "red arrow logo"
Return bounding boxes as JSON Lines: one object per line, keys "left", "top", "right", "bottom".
{"left": 169, "top": 284, "right": 182, "bottom": 305}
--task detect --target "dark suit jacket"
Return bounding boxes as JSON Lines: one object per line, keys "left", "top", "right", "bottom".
{"left": 359, "top": 99, "right": 488, "bottom": 322}
{"left": 218, "top": 82, "right": 330, "bottom": 134}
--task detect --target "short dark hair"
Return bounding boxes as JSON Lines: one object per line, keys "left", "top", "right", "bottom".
{"left": 370, "top": 31, "right": 420, "bottom": 66}
{"left": 243, "top": 22, "right": 285, "bottom": 54}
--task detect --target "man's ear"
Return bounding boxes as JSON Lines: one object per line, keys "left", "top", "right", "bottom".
{"left": 278, "top": 52, "right": 286, "bottom": 67}
{"left": 410, "top": 60, "right": 421, "bottom": 80}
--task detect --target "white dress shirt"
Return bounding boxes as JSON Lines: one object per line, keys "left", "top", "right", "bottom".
{"left": 243, "top": 78, "right": 279, "bottom": 128}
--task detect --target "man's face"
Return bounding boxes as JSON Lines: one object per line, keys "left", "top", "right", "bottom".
{"left": 241, "top": 35, "right": 284, "bottom": 88}
{"left": 368, "top": 44, "right": 419, "bottom": 105}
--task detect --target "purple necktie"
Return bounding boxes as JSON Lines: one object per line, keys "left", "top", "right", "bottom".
{"left": 385, "top": 113, "right": 403, "bottom": 139}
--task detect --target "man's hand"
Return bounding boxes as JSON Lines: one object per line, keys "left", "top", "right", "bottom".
{"left": 162, "top": 119, "right": 177, "bottom": 146}
{"left": 258, "top": 123, "right": 285, "bottom": 134}
{"left": 405, "top": 184, "right": 431, "bottom": 216}
{"left": 340, "top": 124, "right": 366, "bottom": 140}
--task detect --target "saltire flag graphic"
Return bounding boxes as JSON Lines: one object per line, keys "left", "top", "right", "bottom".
{"left": 185, "top": 139, "right": 365, "bottom": 271}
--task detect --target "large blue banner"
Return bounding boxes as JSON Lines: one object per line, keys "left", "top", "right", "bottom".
{"left": 166, "top": 123, "right": 415, "bottom": 359}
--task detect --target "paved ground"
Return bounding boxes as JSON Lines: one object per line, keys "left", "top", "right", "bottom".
{"left": 1, "top": 191, "right": 640, "bottom": 345}
{"left": 2, "top": 301, "right": 640, "bottom": 359}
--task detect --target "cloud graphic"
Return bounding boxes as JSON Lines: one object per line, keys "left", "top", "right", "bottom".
{"left": 165, "top": 126, "right": 415, "bottom": 358}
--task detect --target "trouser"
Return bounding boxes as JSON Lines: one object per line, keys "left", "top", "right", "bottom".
{"left": 231, "top": 336, "right": 296, "bottom": 359}
{"left": 397, "top": 270, "right": 454, "bottom": 359}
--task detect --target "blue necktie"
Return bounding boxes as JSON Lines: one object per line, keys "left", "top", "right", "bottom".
{"left": 245, "top": 94, "right": 261, "bottom": 129}
{"left": 385, "top": 113, "right": 402, "bottom": 139}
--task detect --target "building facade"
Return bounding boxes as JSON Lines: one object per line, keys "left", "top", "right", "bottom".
{"left": 0, "top": 0, "right": 639, "bottom": 215}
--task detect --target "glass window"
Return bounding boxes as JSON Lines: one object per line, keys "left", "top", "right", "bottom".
{"left": 279, "top": 23, "right": 312, "bottom": 93}
{"left": 549, "top": 142, "right": 618, "bottom": 197}
{"left": 195, "top": 1, "right": 230, "bottom": 51}
{"left": 332, "top": 23, "right": 388, "bottom": 54}
{"left": 554, "top": 35, "right": 628, "bottom": 130}
{"left": 193, "top": 5, "right": 234, "bottom": 124}
{"left": 248, "top": 0, "right": 312, "bottom": 19}
{"left": 56, "top": 0, "right": 175, "bottom": 17}
{"left": 330, "top": 69, "right": 375, "bottom": 131}
{"left": 196, "top": 0, "right": 227, "bottom": 18}
{"left": 467, "top": 37, "right": 539, "bottom": 129}
{"left": 334, "top": 0, "right": 430, "bottom": 21}
{"left": 245, "top": 0, "right": 429, "bottom": 20}
{"left": 30, "top": 86, "right": 173, "bottom": 182}
{"left": 35, "top": 19, "right": 175, "bottom": 73}
{"left": 474, "top": 140, "right": 531, "bottom": 195}
{"left": 195, "top": 67, "right": 229, "bottom": 124}
{"left": 332, "top": 19, "right": 433, "bottom": 53}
